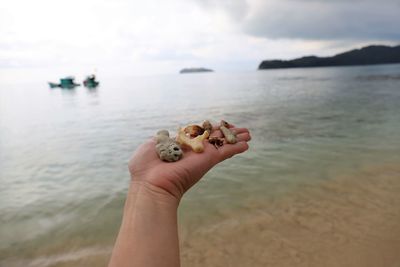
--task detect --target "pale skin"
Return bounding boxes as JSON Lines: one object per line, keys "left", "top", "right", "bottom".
{"left": 109, "top": 126, "right": 251, "bottom": 267}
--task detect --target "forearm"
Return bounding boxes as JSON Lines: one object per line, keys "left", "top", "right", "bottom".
{"left": 109, "top": 181, "right": 180, "bottom": 267}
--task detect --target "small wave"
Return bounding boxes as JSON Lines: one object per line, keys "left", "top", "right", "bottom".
{"left": 276, "top": 76, "right": 307, "bottom": 81}
{"left": 2, "top": 246, "right": 112, "bottom": 267}
{"left": 356, "top": 74, "right": 400, "bottom": 81}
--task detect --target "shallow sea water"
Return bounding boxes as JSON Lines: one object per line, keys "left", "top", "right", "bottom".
{"left": 1, "top": 64, "right": 400, "bottom": 266}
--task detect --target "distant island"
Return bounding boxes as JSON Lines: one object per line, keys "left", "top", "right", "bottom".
{"left": 180, "top": 68, "right": 214, "bottom": 74}
{"left": 259, "top": 45, "right": 400, "bottom": 70}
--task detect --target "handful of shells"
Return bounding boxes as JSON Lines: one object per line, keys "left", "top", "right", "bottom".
{"left": 155, "top": 120, "right": 237, "bottom": 162}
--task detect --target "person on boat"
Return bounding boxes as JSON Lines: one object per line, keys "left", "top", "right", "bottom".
{"left": 108, "top": 125, "right": 251, "bottom": 267}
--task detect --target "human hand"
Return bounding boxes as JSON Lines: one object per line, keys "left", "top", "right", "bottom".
{"left": 128, "top": 126, "right": 251, "bottom": 201}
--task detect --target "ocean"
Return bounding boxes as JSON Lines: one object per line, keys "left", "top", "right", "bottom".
{"left": 1, "top": 64, "right": 400, "bottom": 266}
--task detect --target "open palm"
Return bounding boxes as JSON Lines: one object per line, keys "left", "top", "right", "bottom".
{"left": 128, "top": 127, "right": 251, "bottom": 200}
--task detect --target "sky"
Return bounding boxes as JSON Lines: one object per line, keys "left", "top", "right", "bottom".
{"left": 0, "top": 0, "right": 399, "bottom": 77}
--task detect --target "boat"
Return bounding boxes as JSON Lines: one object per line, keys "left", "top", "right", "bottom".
{"left": 48, "top": 82, "right": 60, "bottom": 88}
{"left": 60, "top": 77, "right": 80, "bottom": 89}
{"left": 83, "top": 75, "right": 99, "bottom": 88}
{"left": 48, "top": 76, "right": 80, "bottom": 89}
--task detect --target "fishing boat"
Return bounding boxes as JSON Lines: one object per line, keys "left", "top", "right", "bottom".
{"left": 48, "top": 76, "right": 80, "bottom": 89}
{"left": 48, "top": 82, "right": 60, "bottom": 88}
{"left": 83, "top": 75, "right": 100, "bottom": 88}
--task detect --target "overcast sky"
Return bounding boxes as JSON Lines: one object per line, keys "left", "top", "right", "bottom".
{"left": 0, "top": 0, "right": 399, "bottom": 76}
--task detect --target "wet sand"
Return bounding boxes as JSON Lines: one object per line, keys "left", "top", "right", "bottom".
{"left": 180, "top": 164, "right": 400, "bottom": 267}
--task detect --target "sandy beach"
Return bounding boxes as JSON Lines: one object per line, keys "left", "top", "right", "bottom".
{"left": 180, "top": 163, "right": 400, "bottom": 267}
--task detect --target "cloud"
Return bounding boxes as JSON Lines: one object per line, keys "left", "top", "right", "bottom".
{"left": 192, "top": 0, "right": 250, "bottom": 21}
{"left": 1, "top": 0, "right": 399, "bottom": 75}
{"left": 248, "top": 0, "right": 400, "bottom": 40}
{"left": 194, "top": 0, "right": 400, "bottom": 41}
{"left": 0, "top": 0, "right": 221, "bottom": 72}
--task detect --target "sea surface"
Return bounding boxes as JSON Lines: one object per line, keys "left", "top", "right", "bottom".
{"left": 1, "top": 64, "right": 400, "bottom": 266}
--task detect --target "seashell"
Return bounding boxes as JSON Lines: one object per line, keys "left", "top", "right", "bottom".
{"left": 202, "top": 120, "right": 213, "bottom": 134}
{"left": 208, "top": 137, "right": 224, "bottom": 149}
{"left": 184, "top": 125, "right": 205, "bottom": 137}
{"left": 220, "top": 120, "right": 237, "bottom": 144}
{"left": 155, "top": 130, "right": 183, "bottom": 162}
{"left": 221, "top": 120, "right": 230, "bottom": 128}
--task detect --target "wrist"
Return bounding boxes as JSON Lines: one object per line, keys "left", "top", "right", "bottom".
{"left": 129, "top": 181, "right": 180, "bottom": 208}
